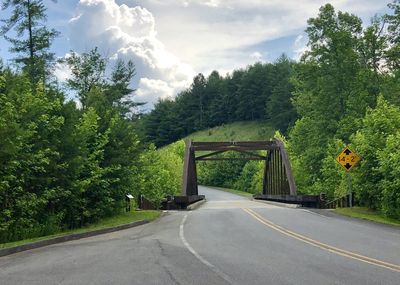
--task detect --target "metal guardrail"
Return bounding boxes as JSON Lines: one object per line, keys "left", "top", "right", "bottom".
{"left": 323, "top": 194, "right": 354, "bottom": 209}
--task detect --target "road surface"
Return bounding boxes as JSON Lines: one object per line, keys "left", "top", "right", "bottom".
{"left": 0, "top": 186, "right": 399, "bottom": 284}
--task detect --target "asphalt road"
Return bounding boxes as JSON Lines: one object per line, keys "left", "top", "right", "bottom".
{"left": 0, "top": 186, "right": 399, "bottom": 284}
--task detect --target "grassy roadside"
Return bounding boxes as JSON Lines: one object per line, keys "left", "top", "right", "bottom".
{"left": 0, "top": 210, "right": 160, "bottom": 249}
{"left": 335, "top": 207, "right": 400, "bottom": 227}
{"left": 207, "top": 186, "right": 254, "bottom": 198}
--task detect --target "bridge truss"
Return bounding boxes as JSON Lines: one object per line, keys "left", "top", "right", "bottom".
{"left": 182, "top": 139, "right": 297, "bottom": 197}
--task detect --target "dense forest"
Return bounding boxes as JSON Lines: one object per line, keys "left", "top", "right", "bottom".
{"left": 0, "top": 0, "right": 181, "bottom": 243}
{"left": 142, "top": 56, "right": 297, "bottom": 147}
{"left": 148, "top": 2, "right": 400, "bottom": 219}
{"left": 1, "top": 0, "right": 399, "bottom": 245}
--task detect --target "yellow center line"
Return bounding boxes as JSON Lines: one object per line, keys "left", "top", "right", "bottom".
{"left": 243, "top": 208, "right": 400, "bottom": 273}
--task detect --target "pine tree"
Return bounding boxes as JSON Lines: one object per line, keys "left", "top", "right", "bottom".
{"left": 1, "top": 0, "right": 59, "bottom": 89}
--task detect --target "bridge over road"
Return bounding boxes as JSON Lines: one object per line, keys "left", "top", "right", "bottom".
{"left": 1, "top": 186, "right": 399, "bottom": 284}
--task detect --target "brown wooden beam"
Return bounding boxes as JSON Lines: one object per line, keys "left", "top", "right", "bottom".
{"left": 195, "top": 150, "right": 228, "bottom": 160}
{"left": 193, "top": 146, "right": 279, "bottom": 152}
{"left": 275, "top": 139, "right": 297, "bottom": 195}
{"left": 231, "top": 149, "right": 268, "bottom": 160}
{"left": 191, "top": 141, "right": 278, "bottom": 151}
{"left": 197, "top": 157, "right": 266, "bottom": 161}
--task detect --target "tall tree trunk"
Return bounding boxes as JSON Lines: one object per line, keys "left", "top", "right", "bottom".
{"left": 27, "top": 0, "right": 36, "bottom": 90}
{"left": 27, "top": 0, "right": 34, "bottom": 60}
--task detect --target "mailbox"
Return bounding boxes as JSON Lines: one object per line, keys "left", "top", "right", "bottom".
{"left": 126, "top": 194, "right": 134, "bottom": 212}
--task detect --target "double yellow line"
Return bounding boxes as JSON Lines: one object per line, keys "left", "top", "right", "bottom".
{"left": 243, "top": 208, "right": 400, "bottom": 273}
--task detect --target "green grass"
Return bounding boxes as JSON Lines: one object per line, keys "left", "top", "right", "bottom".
{"left": 335, "top": 207, "right": 400, "bottom": 227}
{"left": 0, "top": 210, "right": 160, "bottom": 249}
{"left": 208, "top": 186, "right": 254, "bottom": 198}
{"left": 186, "top": 121, "right": 275, "bottom": 142}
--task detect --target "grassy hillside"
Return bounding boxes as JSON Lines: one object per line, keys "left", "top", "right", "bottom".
{"left": 184, "top": 121, "right": 275, "bottom": 142}
{"left": 159, "top": 121, "right": 276, "bottom": 196}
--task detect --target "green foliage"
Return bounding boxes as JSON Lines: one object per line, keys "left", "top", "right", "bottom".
{"left": 288, "top": 117, "right": 330, "bottom": 194}
{"left": 234, "top": 161, "right": 260, "bottom": 194}
{"left": 335, "top": 207, "right": 400, "bottom": 227}
{"left": 161, "top": 122, "right": 275, "bottom": 195}
{"left": 154, "top": 2, "right": 400, "bottom": 220}
{"left": 2, "top": 0, "right": 400, "bottom": 245}
{"left": 186, "top": 121, "right": 274, "bottom": 142}
{"left": 1, "top": 210, "right": 160, "bottom": 250}
{"left": 142, "top": 59, "right": 297, "bottom": 147}
{"left": 385, "top": 1, "right": 400, "bottom": 72}
{"left": 198, "top": 151, "right": 247, "bottom": 189}
{"left": 284, "top": 3, "right": 400, "bottom": 219}
{"left": 316, "top": 139, "right": 348, "bottom": 198}
{"left": 0, "top": 0, "right": 59, "bottom": 87}
{"left": 63, "top": 48, "right": 107, "bottom": 109}
{"left": 378, "top": 133, "right": 400, "bottom": 219}
{"left": 139, "top": 142, "right": 184, "bottom": 208}
{"left": 266, "top": 55, "right": 297, "bottom": 133}
{"left": 0, "top": 48, "right": 172, "bottom": 243}
{"left": 0, "top": 72, "right": 65, "bottom": 242}
{"left": 351, "top": 97, "right": 400, "bottom": 210}
{"left": 250, "top": 161, "right": 264, "bottom": 194}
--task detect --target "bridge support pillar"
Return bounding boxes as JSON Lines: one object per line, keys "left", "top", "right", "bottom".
{"left": 262, "top": 151, "right": 270, "bottom": 195}
{"left": 182, "top": 140, "right": 198, "bottom": 196}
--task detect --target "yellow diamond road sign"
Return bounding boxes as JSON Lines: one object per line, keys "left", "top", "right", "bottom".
{"left": 336, "top": 146, "right": 361, "bottom": 172}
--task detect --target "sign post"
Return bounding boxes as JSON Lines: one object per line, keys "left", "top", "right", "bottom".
{"left": 335, "top": 146, "right": 361, "bottom": 207}
{"left": 346, "top": 172, "right": 352, "bottom": 207}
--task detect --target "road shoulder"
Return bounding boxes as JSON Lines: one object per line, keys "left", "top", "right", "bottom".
{"left": 0, "top": 213, "right": 162, "bottom": 257}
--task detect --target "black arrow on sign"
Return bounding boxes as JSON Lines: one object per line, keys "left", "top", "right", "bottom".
{"left": 344, "top": 149, "right": 352, "bottom": 155}
{"left": 344, "top": 163, "right": 352, "bottom": 169}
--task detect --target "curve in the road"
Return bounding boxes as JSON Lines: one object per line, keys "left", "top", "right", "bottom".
{"left": 179, "top": 213, "right": 233, "bottom": 284}
{"left": 243, "top": 208, "right": 400, "bottom": 273}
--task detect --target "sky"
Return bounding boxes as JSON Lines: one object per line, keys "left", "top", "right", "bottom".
{"left": 0, "top": 0, "right": 390, "bottom": 109}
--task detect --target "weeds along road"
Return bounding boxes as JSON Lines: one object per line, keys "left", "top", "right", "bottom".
{"left": 0, "top": 186, "right": 399, "bottom": 285}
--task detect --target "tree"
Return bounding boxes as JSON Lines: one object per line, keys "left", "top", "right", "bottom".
{"left": 385, "top": 0, "right": 400, "bottom": 73}
{"left": 106, "top": 59, "right": 144, "bottom": 118}
{"left": 266, "top": 55, "right": 297, "bottom": 133}
{"left": 296, "top": 3, "right": 363, "bottom": 129}
{"left": 235, "top": 63, "right": 270, "bottom": 121}
{"left": 351, "top": 97, "right": 400, "bottom": 209}
{"left": 288, "top": 4, "right": 372, "bottom": 193}
{"left": 191, "top": 73, "right": 207, "bottom": 129}
{"left": 0, "top": 0, "right": 59, "bottom": 88}
{"left": 0, "top": 70, "right": 65, "bottom": 242}
{"left": 63, "top": 48, "right": 107, "bottom": 109}
{"left": 206, "top": 71, "right": 226, "bottom": 126}
{"left": 142, "top": 99, "right": 183, "bottom": 147}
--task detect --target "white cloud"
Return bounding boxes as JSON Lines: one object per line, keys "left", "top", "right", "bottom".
{"left": 68, "top": 0, "right": 195, "bottom": 109}
{"left": 137, "top": 0, "right": 387, "bottom": 71}
{"left": 293, "top": 34, "right": 309, "bottom": 61}
{"left": 136, "top": 78, "right": 174, "bottom": 103}
{"left": 54, "top": 62, "right": 72, "bottom": 82}
{"left": 250, "top": 52, "right": 262, "bottom": 61}
{"left": 62, "top": 0, "right": 388, "bottom": 109}
{"left": 203, "top": 0, "right": 221, "bottom": 8}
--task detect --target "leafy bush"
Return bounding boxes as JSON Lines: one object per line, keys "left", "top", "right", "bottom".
{"left": 138, "top": 141, "right": 184, "bottom": 208}
{"left": 351, "top": 97, "right": 400, "bottom": 210}
{"left": 234, "top": 161, "right": 262, "bottom": 194}
{"left": 377, "top": 132, "right": 400, "bottom": 219}
{"left": 198, "top": 151, "right": 247, "bottom": 189}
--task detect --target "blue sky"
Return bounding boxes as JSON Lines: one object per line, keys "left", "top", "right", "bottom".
{"left": 0, "top": 0, "right": 391, "bottom": 108}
